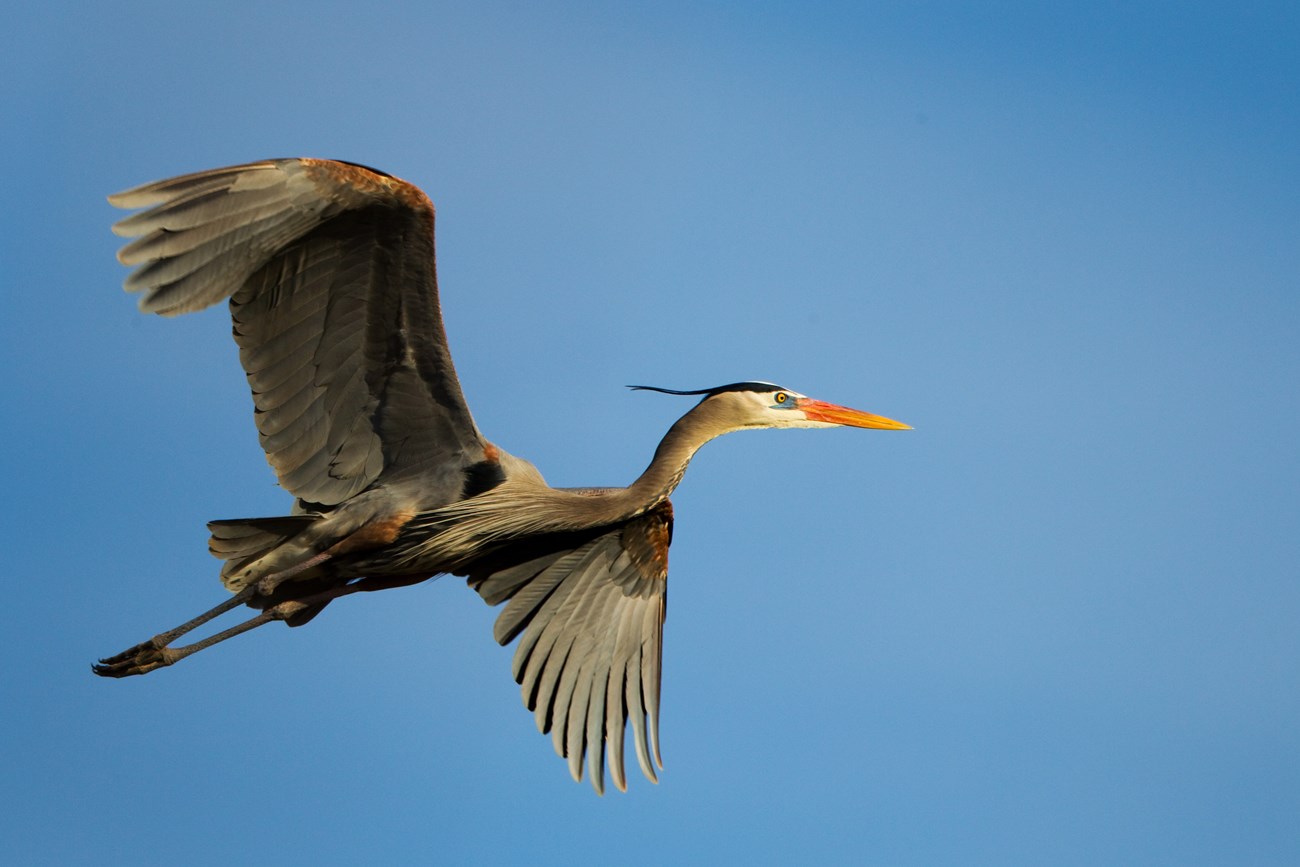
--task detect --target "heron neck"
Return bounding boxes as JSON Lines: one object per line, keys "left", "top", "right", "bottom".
{"left": 621, "top": 399, "right": 736, "bottom": 513}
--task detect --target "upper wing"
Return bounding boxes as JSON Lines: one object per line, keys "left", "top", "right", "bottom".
{"left": 109, "top": 159, "right": 487, "bottom": 507}
{"left": 464, "top": 503, "right": 673, "bottom": 795}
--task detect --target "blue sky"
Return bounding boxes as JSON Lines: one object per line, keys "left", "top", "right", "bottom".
{"left": 4, "top": 2, "right": 1298, "bottom": 864}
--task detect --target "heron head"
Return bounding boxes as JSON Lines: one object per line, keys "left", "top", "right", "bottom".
{"left": 630, "top": 381, "right": 911, "bottom": 432}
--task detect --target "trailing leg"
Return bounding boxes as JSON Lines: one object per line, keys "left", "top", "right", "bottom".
{"left": 92, "top": 572, "right": 435, "bottom": 678}
{"left": 92, "top": 586, "right": 256, "bottom": 677}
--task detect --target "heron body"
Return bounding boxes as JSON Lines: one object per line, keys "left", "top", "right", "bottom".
{"left": 94, "top": 159, "right": 910, "bottom": 794}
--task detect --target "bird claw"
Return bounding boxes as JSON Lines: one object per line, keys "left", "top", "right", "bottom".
{"left": 92, "top": 639, "right": 175, "bottom": 678}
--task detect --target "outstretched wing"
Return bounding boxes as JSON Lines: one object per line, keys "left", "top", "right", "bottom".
{"left": 464, "top": 503, "right": 673, "bottom": 795}
{"left": 109, "top": 159, "right": 487, "bottom": 507}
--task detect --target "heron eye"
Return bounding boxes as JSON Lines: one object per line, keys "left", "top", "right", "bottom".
{"left": 773, "top": 392, "right": 788, "bottom": 405}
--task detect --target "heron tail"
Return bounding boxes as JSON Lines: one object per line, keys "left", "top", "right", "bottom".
{"left": 206, "top": 515, "right": 338, "bottom": 626}
{"left": 207, "top": 516, "right": 319, "bottom": 588}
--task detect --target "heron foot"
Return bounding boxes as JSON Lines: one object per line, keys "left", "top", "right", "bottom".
{"left": 92, "top": 638, "right": 178, "bottom": 678}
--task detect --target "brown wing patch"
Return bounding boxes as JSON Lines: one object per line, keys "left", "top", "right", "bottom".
{"left": 627, "top": 502, "right": 673, "bottom": 581}
{"left": 301, "top": 158, "right": 433, "bottom": 212}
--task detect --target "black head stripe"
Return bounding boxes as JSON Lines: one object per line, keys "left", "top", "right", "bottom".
{"left": 628, "top": 381, "right": 786, "bottom": 396}
{"left": 331, "top": 159, "right": 395, "bottom": 178}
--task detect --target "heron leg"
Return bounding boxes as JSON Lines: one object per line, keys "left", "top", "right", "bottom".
{"left": 92, "top": 605, "right": 277, "bottom": 678}
{"left": 253, "top": 549, "right": 336, "bottom": 596}
{"left": 93, "top": 554, "right": 336, "bottom": 678}
{"left": 92, "top": 573, "right": 434, "bottom": 678}
{"left": 92, "top": 587, "right": 257, "bottom": 677}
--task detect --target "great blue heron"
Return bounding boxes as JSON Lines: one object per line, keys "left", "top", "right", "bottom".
{"left": 93, "top": 159, "right": 910, "bottom": 793}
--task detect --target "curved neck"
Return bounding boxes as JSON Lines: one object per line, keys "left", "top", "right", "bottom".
{"left": 416, "top": 398, "right": 743, "bottom": 553}
{"left": 621, "top": 399, "right": 738, "bottom": 512}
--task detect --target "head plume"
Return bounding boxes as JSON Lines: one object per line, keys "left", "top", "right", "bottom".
{"left": 628, "top": 381, "right": 786, "bottom": 397}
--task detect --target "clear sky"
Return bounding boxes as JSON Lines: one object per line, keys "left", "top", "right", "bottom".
{"left": 3, "top": 2, "right": 1298, "bottom": 864}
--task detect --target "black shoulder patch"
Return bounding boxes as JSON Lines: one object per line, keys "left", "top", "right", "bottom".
{"left": 461, "top": 459, "right": 507, "bottom": 499}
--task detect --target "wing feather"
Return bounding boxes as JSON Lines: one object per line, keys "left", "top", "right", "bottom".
{"left": 113, "top": 183, "right": 285, "bottom": 237}
{"left": 637, "top": 596, "right": 665, "bottom": 775}
{"left": 583, "top": 653, "right": 609, "bottom": 793}
{"left": 464, "top": 503, "right": 672, "bottom": 793}
{"left": 474, "top": 551, "right": 567, "bottom": 607}
{"left": 109, "top": 162, "right": 284, "bottom": 210}
{"left": 252, "top": 370, "right": 319, "bottom": 420}
{"left": 516, "top": 546, "right": 608, "bottom": 730}
{"left": 110, "top": 159, "right": 489, "bottom": 506}
{"left": 565, "top": 662, "right": 594, "bottom": 785}
{"left": 605, "top": 614, "right": 630, "bottom": 792}
{"left": 498, "top": 548, "right": 586, "bottom": 646}
{"left": 116, "top": 205, "right": 291, "bottom": 263}
{"left": 608, "top": 595, "right": 649, "bottom": 790}
{"left": 544, "top": 550, "right": 614, "bottom": 750}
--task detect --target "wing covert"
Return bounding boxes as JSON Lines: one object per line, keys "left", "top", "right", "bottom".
{"left": 110, "top": 159, "right": 487, "bottom": 506}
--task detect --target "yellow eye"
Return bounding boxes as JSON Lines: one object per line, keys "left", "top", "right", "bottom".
{"left": 774, "top": 392, "right": 788, "bottom": 404}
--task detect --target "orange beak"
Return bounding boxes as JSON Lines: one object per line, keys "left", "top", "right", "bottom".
{"left": 796, "top": 398, "right": 912, "bottom": 430}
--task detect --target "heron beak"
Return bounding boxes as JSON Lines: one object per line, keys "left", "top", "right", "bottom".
{"left": 796, "top": 398, "right": 912, "bottom": 430}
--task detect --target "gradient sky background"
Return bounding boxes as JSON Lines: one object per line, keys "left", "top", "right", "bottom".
{"left": 4, "top": 2, "right": 1298, "bottom": 864}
